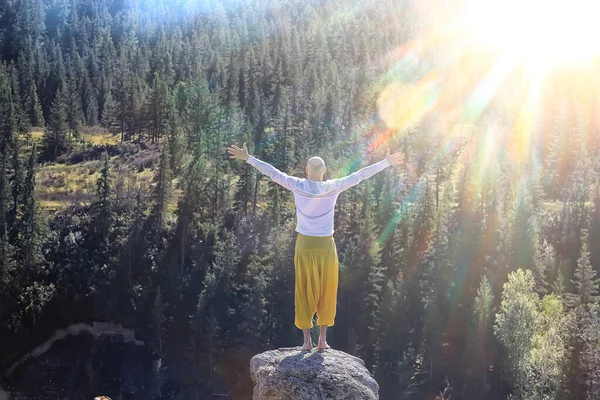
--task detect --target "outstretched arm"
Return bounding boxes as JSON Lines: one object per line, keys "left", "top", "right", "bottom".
{"left": 228, "top": 143, "right": 301, "bottom": 191}
{"left": 332, "top": 149, "right": 404, "bottom": 192}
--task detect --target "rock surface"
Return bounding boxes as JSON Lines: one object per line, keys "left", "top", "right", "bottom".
{"left": 250, "top": 347, "right": 379, "bottom": 400}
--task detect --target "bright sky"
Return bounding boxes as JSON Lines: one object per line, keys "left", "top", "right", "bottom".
{"left": 462, "top": 0, "right": 600, "bottom": 66}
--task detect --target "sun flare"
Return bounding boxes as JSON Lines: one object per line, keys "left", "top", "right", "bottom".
{"left": 462, "top": 0, "right": 600, "bottom": 66}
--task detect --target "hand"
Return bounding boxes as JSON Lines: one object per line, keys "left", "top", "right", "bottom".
{"left": 385, "top": 149, "right": 404, "bottom": 166}
{"left": 228, "top": 143, "right": 250, "bottom": 161}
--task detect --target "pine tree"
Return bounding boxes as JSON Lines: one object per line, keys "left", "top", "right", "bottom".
{"left": 95, "top": 152, "right": 112, "bottom": 242}
{"left": 166, "top": 109, "right": 185, "bottom": 175}
{"left": 0, "top": 152, "right": 9, "bottom": 275}
{"left": 29, "top": 82, "right": 44, "bottom": 127}
{"left": 195, "top": 305, "right": 220, "bottom": 379}
{"left": 151, "top": 286, "right": 166, "bottom": 355}
{"left": 0, "top": 68, "right": 14, "bottom": 153}
{"left": 374, "top": 277, "right": 412, "bottom": 398}
{"left": 552, "top": 269, "right": 567, "bottom": 299}
{"left": 98, "top": 68, "right": 113, "bottom": 122}
{"left": 112, "top": 47, "right": 137, "bottom": 141}
{"left": 64, "top": 75, "right": 83, "bottom": 138}
{"left": 86, "top": 152, "right": 116, "bottom": 319}
{"left": 77, "top": 53, "right": 98, "bottom": 126}
{"left": 185, "top": 76, "right": 217, "bottom": 146}
{"left": 146, "top": 72, "right": 169, "bottom": 143}
{"left": 123, "top": 190, "right": 146, "bottom": 287}
{"left": 472, "top": 275, "right": 494, "bottom": 390}
{"left": 589, "top": 187, "right": 600, "bottom": 276}
{"left": 170, "top": 147, "right": 208, "bottom": 284}
{"left": 578, "top": 303, "right": 600, "bottom": 399}
{"left": 534, "top": 240, "right": 556, "bottom": 295}
{"left": 197, "top": 228, "right": 241, "bottom": 315}
{"left": 101, "top": 91, "right": 118, "bottom": 135}
{"left": 150, "top": 145, "right": 171, "bottom": 236}
{"left": 82, "top": 73, "right": 98, "bottom": 126}
{"left": 8, "top": 136, "right": 22, "bottom": 246}
{"left": 240, "top": 254, "right": 270, "bottom": 350}
{"left": 20, "top": 281, "right": 55, "bottom": 330}
{"left": 12, "top": 0, "right": 46, "bottom": 57}
{"left": 9, "top": 63, "right": 28, "bottom": 136}
{"left": 509, "top": 184, "right": 538, "bottom": 273}
{"left": 567, "top": 232, "right": 600, "bottom": 307}
{"left": 194, "top": 230, "right": 236, "bottom": 379}
{"left": 474, "top": 275, "right": 494, "bottom": 330}
{"left": 172, "top": 81, "right": 188, "bottom": 118}
{"left": 19, "top": 148, "right": 39, "bottom": 269}
{"left": 158, "top": 52, "right": 175, "bottom": 88}
{"left": 232, "top": 135, "right": 256, "bottom": 217}
{"left": 43, "top": 88, "right": 68, "bottom": 160}
{"left": 261, "top": 223, "right": 296, "bottom": 348}
{"left": 340, "top": 185, "right": 385, "bottom": 371}
{"left": 151, "top": 287, "right": 166, "bottom": 398}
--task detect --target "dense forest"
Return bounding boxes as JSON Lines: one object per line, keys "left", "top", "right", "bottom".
{"left": 0, "top": 0, "right": 599, "bottom": 399}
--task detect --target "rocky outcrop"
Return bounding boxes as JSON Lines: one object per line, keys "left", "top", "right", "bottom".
{"left": 250, "top": 347, "right": 379, "bottom": 400}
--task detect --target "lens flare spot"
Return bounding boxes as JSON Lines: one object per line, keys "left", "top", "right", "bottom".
{"left": 377, "top": 74, "right": 440, "bottom": 130}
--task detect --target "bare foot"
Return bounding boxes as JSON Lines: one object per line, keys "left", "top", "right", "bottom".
{"left": 317, "top": 340, "right": 330, "bottom": 350}
{"left": 300, "top": 342, "right": 313, "bottom": 351}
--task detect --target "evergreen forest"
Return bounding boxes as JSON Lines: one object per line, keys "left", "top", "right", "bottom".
{"left": 0, "top": 0, "right": 599, "bottom": 399}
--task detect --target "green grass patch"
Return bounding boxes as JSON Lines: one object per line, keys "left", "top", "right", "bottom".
{"left": 26, "top": 127, "right": 119, "bottom": 148}
{"left": 31, "top": 128, "right": 181, "bottom": 215}
{"left": 80, "top": 127, "right": 120, "bottom": 146}
{"left": 30, "top": 130, "right": 44, "bottom": 142}
{"left": 35, "top": 156, "right": 172, "bottom": 214}
{"left": 36, "top": 160, "right": 103, "bottom": 204}
{"left": 39, "top": 200, "right": 66, "bottom": 212}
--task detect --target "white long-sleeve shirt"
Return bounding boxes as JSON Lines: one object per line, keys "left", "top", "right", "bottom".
{"left": 246, "top": 155, "right": 391, "bottom": 236}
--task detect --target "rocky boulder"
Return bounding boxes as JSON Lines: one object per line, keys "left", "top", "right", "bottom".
{"left": 250, "top": 347, "right": 379, "bottom": 400}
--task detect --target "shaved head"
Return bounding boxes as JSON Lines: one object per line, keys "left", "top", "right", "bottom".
{"left": 306, "top": 156, "right": 326, "bottom": 180}
{"left": 307, "top": 157, "right": 326, "bottom": 174}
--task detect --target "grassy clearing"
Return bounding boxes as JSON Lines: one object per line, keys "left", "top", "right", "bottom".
{"left": 36, "top": 160, "right": 104, "bottom": 209}
{"left": 28, "top": 127, "right": 119, "bottom": 149}
{"left": 37, "top": 158, "right": 154, "bottom": 193}
{"left": 33, "top": 128, "right": 135, "bottom": 212}
{"left": 38, "top": 200, "right": 66, "bottom": 212}
{"left": 36, "top": 159, "right": 159, "bottom": 212}
{"left": 35, "top": 136, "right": 182, "bottom": 215}
{"left": 30, "top": 130, "right": 44, "bottom": 142}
{"left": 80, "top": 127, "right": 120, "bottom": 146}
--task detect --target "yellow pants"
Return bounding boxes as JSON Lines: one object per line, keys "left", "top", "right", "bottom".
{"left": 294, "top": 233, "right": 339, "bottom": 329}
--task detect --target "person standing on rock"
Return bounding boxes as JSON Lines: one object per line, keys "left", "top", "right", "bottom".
{"left": 228, "top": 143, "right": 404, "bottom": 351}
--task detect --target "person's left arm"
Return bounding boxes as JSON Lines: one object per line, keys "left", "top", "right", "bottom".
{"left": 329, "top": 149, "right": 405, "bottom": 193}
{"left": 228, "top": 143, "right": 301, "bottom": 191}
